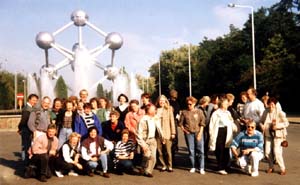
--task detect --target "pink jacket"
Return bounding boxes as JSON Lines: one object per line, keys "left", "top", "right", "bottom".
{"left": 124, "top": 109, "right": 145, "bottom": 134}
{"left": 31, "top": 134, "right": 58, "bottom": 155}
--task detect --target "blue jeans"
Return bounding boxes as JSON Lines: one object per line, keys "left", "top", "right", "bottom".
{"left": 184, "top": 132, "right": 205, "bottom": 169}
{"left": 58, "top": 128, "right": 73, "bottom": 149}
{"left": 87, "top": 154, "right": 108, "bottom": 172}
{"left": 116, "top": 159, "right": 134, "bottom": 172}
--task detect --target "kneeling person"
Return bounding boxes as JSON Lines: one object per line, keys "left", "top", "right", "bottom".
{"left": 231, "top": 121, "right": 264, "bottom": 177}
{"left": 55, "top": 132, "right": 83, "bottom": 177}
{"left": 114, "top": 129, "right": 136, "bottom": 175}
{"left": 25, "top": 123, "right": 58, "bottom": 182}
{"left": 81, "top": 126, "right": 113, "bottom": 178}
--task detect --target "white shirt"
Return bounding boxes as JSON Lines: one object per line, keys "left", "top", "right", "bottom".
{"left": 243, "top": 98, "right": 265, "bottom": 124}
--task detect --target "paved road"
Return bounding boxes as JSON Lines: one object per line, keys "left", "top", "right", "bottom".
{"left": 1, "top": 124, "right": 300, "bottom": 185}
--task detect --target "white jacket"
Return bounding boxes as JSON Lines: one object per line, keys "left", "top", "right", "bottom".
{"left": 209, "top": 109, "right": 237, "bottom": 151}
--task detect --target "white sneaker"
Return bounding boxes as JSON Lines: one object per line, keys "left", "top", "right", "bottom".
{"left": 55, "top": 170, "right": 64, "bottom": 178}
{"left": 68, "top": 170, "right": 78, "bottom": 176}
{"left": 247, "top": 165, "right": 252, "bottom": 174}
{"left": 189, "top": 168, "right": 196, "bottom": 173}
{"left": 199, "top": 169, "right": 205, "bottom": 175}
{"left": 251, "top": 171, "right": 259, "bottom": 177}
{"left": 218, "top": 170, "right": 228, "bottom": 175}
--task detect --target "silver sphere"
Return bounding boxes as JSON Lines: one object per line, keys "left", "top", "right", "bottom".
{"left": 104, "top": 65, "right": 120, "bottom": 80}
{"left": 105, "top": 32, "right": 123, "bottom": 50}
{"left": 36, "top": 32, "right": 54, "bottom": 49}
{"left": 71, "top": 10, "right": 88, "bottom": 26}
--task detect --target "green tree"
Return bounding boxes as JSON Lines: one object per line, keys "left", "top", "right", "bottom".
{"left": 0, "top": 71, "right": 14, "bottom": 109}
{"left": 96, "top": 83, "right": 105, "bottom": 97}
{"left": 54, "top": 76, "right": 68, "bottom": 99}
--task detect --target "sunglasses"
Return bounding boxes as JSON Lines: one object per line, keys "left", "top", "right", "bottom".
{"left": 247, "top": 126, "right": 255, "bottom": 129}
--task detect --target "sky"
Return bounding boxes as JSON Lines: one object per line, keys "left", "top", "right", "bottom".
{"left": 0, "top": 0, "right": 279, "bottom": 90}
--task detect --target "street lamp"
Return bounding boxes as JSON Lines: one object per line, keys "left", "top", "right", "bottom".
{"left": 23, "top": 79, "right": 26, "bottom": 104}
{"left": 158, "top": 60, "right": 161, "bottom": 96}
{"left": 228, "top": 3, "right": 257, "bottom": 89}
{"left": 174, "top": 42, "right": 192, "bottom": 96}
{"left": 14, "top": 72, "right": 17, "bottom": 110}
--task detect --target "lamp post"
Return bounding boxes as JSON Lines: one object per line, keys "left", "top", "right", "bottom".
{"left": 228, "top": 3, "right": 256, "bottom": 89}
{"left": 14, "top": 71, "right": 18, "bottom": 110}
{"left": 23, "top": 79, "right": 26, "bottom": 104}
{"left": 188, "top": 43, "right": 192, "bottom": 97}
{"left": 158, "top": 60, "right": 161, "bottom": 96}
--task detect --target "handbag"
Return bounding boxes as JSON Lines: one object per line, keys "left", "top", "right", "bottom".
{"left": 281, "top": 140, "right": 288, "bottom": 148}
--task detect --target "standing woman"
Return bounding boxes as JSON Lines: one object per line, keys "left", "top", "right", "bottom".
{"left": 156, "top": 95, "right": 176, "bottom": 172}
{"left": 179, "top": 96, "right": 206, "bottom": 174}
{"left": 98, "top": 97, "right": 111, "bottom": 123}
{"left": 260, "top": 97, "right": 289, "bottom": 175}
{"left": 115, "top": 94, "right": 129, "bottom": 123}
{"left": 56, "top": 100, "right": 77, "bottom": 149}
{"left": 209, "top": 97, "right": 237, "bottom": 175}
{"left": 50, "top": 97, "right": 63, "bottom": 124}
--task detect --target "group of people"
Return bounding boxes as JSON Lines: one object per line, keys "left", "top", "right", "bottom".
{"left": 17, "top": 87, "right": 289, "bottom": 182}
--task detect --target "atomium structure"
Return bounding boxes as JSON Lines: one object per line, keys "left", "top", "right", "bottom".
{"left": 35, "top": 10, "right": 123, "bottom": 95}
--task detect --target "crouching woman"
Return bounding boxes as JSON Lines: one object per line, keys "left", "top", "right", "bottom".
{"left": 54, "top": 132, "right": 83, "bottom": 177}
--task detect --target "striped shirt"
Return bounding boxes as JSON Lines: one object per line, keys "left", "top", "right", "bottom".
{"left": 114, "top": 140, "right": 136, "bottom": 158}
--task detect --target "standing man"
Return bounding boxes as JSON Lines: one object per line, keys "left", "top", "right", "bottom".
{"left": 168, "top": 90, "right": 180, "bottom": 159}
{"left": 79, "top": 89, "right": 89, "bottom": 103}
{"left": 136, "top": 104, "right": 163, "bottom": 177}
{"left": 18, "top": 94, "right": 39, "bottom": 165}
{"left": 242, "top": 88, "right": 265, "bottom": 130}
{"left": 28, "top": 96, "right": 52, "bottom": 140}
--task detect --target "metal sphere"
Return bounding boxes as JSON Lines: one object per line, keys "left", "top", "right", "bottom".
{"left": 105, "top": 32, "right": 123, "bottom": 50}
{"left": 104, "top": 65, "right": 120, "bottom": 80}
{"left": 36, "top": 32, "right": 54, "bottom": 49}
{"left": 71, "top": 10, "right": 88, "bottom": 26}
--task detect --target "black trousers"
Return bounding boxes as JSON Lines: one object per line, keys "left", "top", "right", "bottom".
{"left": 215, "top": 127, "right": 230, "bottom": 171}
{"left": 30, "top": 154, "right": 53, "bottom": 177}
{"left": 21, "top": 128, "right": 32, "bottom": 166}
{"left": 55, "top": 157, "right": 84, "bottom": 174}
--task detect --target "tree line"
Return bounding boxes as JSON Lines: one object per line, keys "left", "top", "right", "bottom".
{"left": 149, "top": 0, "right": 300, "bottom": 112}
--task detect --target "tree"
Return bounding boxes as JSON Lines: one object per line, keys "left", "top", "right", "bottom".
{"left": 0, "top": 71, "right": 14, "bottom": 109}
{"left": 54, "top": 76, "right": 68, "bottom": 99}
{"left": 96, "top": 83, "right": 105, "bottom": 97}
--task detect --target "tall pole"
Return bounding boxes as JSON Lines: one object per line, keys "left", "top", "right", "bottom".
{"left": 159, "top": 60, "right": 161, "bottom": 96}
{"left": 14, "top": 72, "right": 17, "bottom": 110}
{"left": 228, "top": 3, "right": 256, "bottom": 89}
{"left": 251, "top": 7, "right": 256, "bottom": 89}
{"left": 23, "top": 79, "right": 26, "bottom": 104}
{"left": 188, "top": 44, "right": 192, "bottom": 96}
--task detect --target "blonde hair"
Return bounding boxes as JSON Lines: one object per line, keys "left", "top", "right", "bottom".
{"left": 199, "top": 96, "right": 210, "bottom": 105}
{"left": 156, "top": 94, "right": 170, "bottom": 109}
{"left": 68, "top": 132, "right": 81, "bottom": 141}
{"left": 226, "top": 93, "right": 235, "bottom": 101}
